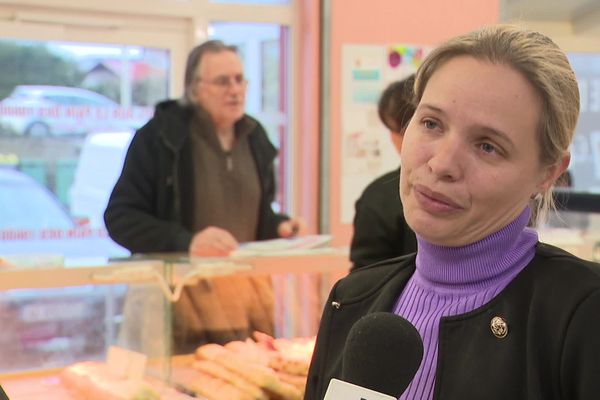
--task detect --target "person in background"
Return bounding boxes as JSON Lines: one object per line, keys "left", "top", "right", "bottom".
{"left": 350, "top": 76, "right": 417, "bottom": 270}
{"left": 104, "top": 39, "right": 301, "bottom": 257}
{"left": 105, "top": 40, "right": 301, "bottom": 353}
{"left": 305, "top": 25, "right": 600, "bottom": 399}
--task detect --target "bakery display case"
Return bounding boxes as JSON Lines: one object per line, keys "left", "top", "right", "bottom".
{"left": 0, "top": 257, "right": 171, "bottom": 373}
{"left": 163, "top": 243, "right": 350, "bottom": 399}
{"left": 0, "top": 239, "right": 351, "bottom": 399}
{"left": 0, "top": 256, "right": 176, "bottom": 399}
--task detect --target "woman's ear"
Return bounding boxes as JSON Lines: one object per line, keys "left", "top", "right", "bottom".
{"left": 537, "top": 153, "right": 571, "bottom": 193}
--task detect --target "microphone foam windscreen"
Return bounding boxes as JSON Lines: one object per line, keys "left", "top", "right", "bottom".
{"left": 342, "top": 312, "right": 424, "bottom": 397}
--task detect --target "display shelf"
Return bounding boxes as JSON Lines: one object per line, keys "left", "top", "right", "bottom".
{"left": 0, "top": 258, "right": 167, "bottom": 291}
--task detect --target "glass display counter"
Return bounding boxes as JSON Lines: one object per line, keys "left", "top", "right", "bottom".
{"left": 0, "top": 257, "right": 171, "bottom": 373}
{"left": 163, "top": 247, "right": 350, "bottom": 399}
{"left": 0, "top": 256, "right": 176, "bottom": 399}
{"left": 0, "top": 245, "right": 351, "bottom": 399}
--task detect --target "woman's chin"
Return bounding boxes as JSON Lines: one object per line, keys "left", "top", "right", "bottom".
{"left": 411, "top": 222, "right": 469, "bottom": 247}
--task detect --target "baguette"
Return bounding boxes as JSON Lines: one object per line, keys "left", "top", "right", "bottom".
{"left": 193, "top": 360, "right": 268, "bottom": 400}
{"left": 268, "top": 354, "right": 310, "bottom": 376}
{"left": 193, "top": 336, "right": 309, "bottom": 400}
{"left": 262, "top": 380, "right": 303, "bottom": 400}
{"left": 275, "top": 371, "right": 307, "bottom": 392}
{"left": 224, "top": 339, "right": 273, "bottom": 366}
{"left": 252, "top": 331, "right": 276, "bottom": 351}
{"left": 215, "top": 356, "right": 302, "bottom": 400}
{"left": 61, "top": 362, "right": 192, "bottom": 400}
{"left": 216, "top": 354, "right": 280, "bottom": 388}
{"left": 186, "top": 370, "right": 255, "bottom": 400}
{"left": 195, "top": 343, "right": 229, "bottom": 361}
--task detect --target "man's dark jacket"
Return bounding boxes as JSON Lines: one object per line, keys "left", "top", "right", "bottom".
{"left": 104, "top": 100, "right": 288, "bottom": 253}
{"left": 305, "top": 243, "right": 600, "bottom": 400}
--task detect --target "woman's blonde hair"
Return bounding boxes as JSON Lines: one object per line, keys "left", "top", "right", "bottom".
{"left": 413, "top": 25, "right": 580, "bottom": 225}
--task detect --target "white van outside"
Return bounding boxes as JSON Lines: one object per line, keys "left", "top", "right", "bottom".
{"left": 69, "top": 130, "right": 133, "bottom": 229}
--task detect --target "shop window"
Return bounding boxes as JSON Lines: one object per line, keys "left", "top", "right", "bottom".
{"left": 0, "top": 39, "right": 169, "bottom": 258}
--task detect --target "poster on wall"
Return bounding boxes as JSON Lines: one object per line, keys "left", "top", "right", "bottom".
{"left": 340, "top": 44, "right": 430, "bottom": 223}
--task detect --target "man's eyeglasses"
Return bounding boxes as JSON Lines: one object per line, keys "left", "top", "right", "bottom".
{"left": 198, "top": 74, "right": 248, "bottom": 89}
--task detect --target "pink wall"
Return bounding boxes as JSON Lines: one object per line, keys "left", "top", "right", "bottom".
{"left": 294, "top": 0, "right": 321, "bottom": 235}
{"left": 327, "top": 0, "right": 500, "bottom": 246}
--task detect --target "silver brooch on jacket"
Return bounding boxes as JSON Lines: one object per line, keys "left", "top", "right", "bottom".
{"left": 490, "top": 316, "right": 508, "bottom": 338}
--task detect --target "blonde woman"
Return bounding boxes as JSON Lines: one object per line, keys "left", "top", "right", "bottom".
{"left": 306, "top": 25, "right": 599, "bottom": 400}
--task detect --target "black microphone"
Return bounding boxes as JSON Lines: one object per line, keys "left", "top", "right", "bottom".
{"left": 324, "top": 312, "right": 423, "bottom": 399}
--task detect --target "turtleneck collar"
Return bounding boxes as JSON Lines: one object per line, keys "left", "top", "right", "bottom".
{"left": 414, "top": 207, "right": 538, "bottom": 293}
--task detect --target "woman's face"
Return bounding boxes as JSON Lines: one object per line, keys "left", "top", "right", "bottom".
{"left": 400, "top": 55, "right": 561, "bottom": 246}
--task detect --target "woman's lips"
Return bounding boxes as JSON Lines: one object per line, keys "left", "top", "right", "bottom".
{"left": 413, "top": 184, "right": 463, "bottom": 213}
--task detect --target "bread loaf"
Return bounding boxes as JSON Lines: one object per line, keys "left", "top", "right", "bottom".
{"left": 195, "top": 343, "right": 228, "bottom": 361}
{"left": 193, "top": 332, "right": 314, "bottom": 400}
{"left": 186, "top": 370, "right": 255, "bottom": 400}
{"left": 60, "top": 362, "right": 192, "bottom": 400}
{"left": 193, "top": 360, "right": 268, "bottom": 400}
{"left": 268, "top": 354, "right": 310, "bottom": 376}
{"left": 224, "top": 339, "right": 273, "bottom": 366}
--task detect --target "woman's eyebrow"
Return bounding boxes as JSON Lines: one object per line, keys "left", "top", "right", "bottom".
{"left": 418, "top": 102, "right": 516, "bottom": 149}
{"left": 475, "top": 125, "right": 516, "bottom": 151}
{"left": 417, "top": 103, "right": 445, "bottom": 115}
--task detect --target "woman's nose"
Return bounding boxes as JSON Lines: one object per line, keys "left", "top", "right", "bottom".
{"left": 427, "top": 135, "right": 463, "bottom": 181}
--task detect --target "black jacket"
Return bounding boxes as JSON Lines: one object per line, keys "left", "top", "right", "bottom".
{"left": 305, "top": 243, "right": 600, "bottom": 400}
{"left": 350, "top": 167, "right": 417, "bottom": 269}
{"left": 104, "top": 100, "right": 288, "bottom": 253}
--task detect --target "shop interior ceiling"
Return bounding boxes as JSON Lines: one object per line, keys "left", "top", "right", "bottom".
{"left": 501, "top": 0, "right": 600, "bottom": 32}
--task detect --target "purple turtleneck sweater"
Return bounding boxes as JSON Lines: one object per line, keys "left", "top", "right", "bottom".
{"left": 394, "top": 208, "right": 538, "bottom": 400}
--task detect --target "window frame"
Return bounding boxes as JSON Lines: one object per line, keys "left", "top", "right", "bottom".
{"left": 1, "top": 0, "right": 297, "bottom": 214}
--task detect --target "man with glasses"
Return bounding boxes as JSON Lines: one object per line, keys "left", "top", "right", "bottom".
{"left": 105, "top": 39, "right": 300, "bottom": 257}
{"left": 105, "top": 40, "right": 301, "bottom": 352}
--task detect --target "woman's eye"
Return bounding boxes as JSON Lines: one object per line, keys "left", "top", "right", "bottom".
{"left": 423, "top": 119, "right": 438, "bottom": 130}
{"left": 480, "top": 142, "right": 497, "bottom": 154}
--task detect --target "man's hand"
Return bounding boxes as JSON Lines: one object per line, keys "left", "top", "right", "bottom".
{"left": 277, "top": 218, "right": 304, "bottom": 238}
{"left": 189, "top": 226, "right": 239, "bottom": 256}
